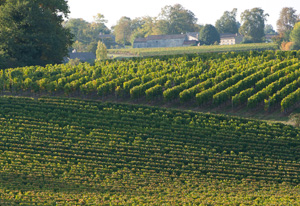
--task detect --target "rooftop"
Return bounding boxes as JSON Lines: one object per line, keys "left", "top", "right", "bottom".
{"left": 220, "top": 33, "right": 242, "bottom": 39}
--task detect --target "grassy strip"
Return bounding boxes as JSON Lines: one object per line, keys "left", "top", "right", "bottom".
{"left": 109, "top": 43, "right": 278, "bottom": 57}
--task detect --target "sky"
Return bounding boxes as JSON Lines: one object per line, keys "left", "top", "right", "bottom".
{"left": 68, "top": 0, "right": 300, "bottom": 31}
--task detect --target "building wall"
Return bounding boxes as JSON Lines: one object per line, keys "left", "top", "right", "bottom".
{"left": 146, "top": 38, "right": 186, "bottom": 48}
{"left": 220, "top": 36, "right": 243, "bottom": 45}
{"left": 133, "top": 42, "right": 147, "bottom": 48}
{"left": 220, "top": 38, "right": 235, "bottom": 45}
{"left": 235, "top": 36, "right": 243, "bottom": 44}
{"left": 133, "top": 37, "right": 187, "bottom": 48}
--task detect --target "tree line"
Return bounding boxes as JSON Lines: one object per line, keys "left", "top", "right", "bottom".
{"left": 66, "top": 5, "right": 300, "bottom": 50}
{"left": 0, "top": 1, "right": 299, "bottom": 70}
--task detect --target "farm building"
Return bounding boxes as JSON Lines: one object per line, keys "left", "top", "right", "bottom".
{"left": 64, "top": 50, "right": 96, "bottom": 63}
{"left": 133, "top": 33, "right": 198, "bottom": 48}
{"left": 220, "top": 33, "right": 243, "bottom": 45}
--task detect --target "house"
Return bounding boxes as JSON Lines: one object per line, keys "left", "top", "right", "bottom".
{"left": 64, "top": 50, "right": 96, "bottom": 63}
{"left": 186, "top": 32, "right": 199, "bottom": 41}
{"left": 183, "top": 40, "right": 198, "bottom": 46}
{"left": 265, "top": 34, "right": 278, "bottom": 43}
{"left": 220, "top": 33, "right": 243, "bottom": 45}
{"left": 134, "top": 38, "right": 148, "bottom": 48}
{"left": 133, "top": 33, "right": 198, "bottom": 48}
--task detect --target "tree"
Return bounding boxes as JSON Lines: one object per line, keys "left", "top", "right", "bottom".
{"left": 90, "top": 15, "right": 111, "bottom": 48}
{"left": 239, "top": 8, "right": 268, "bottom": 43}
{"left": 153, "top": 19, "right": 170, "bottom": 35}
{"left": 0, "top": 0, "right": 73, "bottom": 68}
{"left": 64, "top": 14, "right": 111, "bottom": 52}
{"left": 87, "top": 41, "right": 98, "bottom": 54}
{"left": 290, "top": 22, "right": 300, "bottom": 50}
{"left": 64, "top": 18, "right": 90, "bottom": 44}
{"left": 157, "top": 4, "right": 198, "bottom": 34}
{"left": 277, "top": 7, "right": 298, "bottom": 39}
{"left": 114, "top": 16, "right": 132, "bottom": 45}
{"left": 96, "top": 41, "right": 107, "bottom": 61}
{"left": 264, "top": 24, "right": 276, "bottom": 35}
{"left": 93, "top": 13, "right": 108, "bottom": 25}
{"left": 130, "top": 16, "right": 156, "bottom": 44}
{"left": 199, "top": 24, "right": 220, "bottom": 45}
{"left": 215, "top": 8, "right": 239, "bottom": 34}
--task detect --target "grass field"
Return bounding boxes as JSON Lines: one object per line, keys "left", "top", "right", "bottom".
{"left": 108, "top": 43, "right": 278, "bottom": 58}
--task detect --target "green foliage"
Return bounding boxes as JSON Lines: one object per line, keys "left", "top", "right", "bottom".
{"left": 64, "top": 14, "right": 112, "bottom": 52}
{"left": 114, "top": 16, "right": 132, "bottom": 45}
{"left": 109, "top": 43, "right": 277, "bottom": 57}
{"left": 264, "top": 24, "right": 276, "bottom": 35}
{"left": 232, "top": 87, "right": 254, "bottom": 106}
{"left": 127, "top": 4, "right": 199, "bottom": 44}
{"left": 199, "top": 24, "right": 220, "bottom": 45}
{"left": 290, "top": 22, "right": 300, "bottom": 50}
{"left": 215, "top": 8, "right": 239, "bottom": 34}
{"left": 239, "top": 8, "right": 268, "bottom": 43}
{"left": 145, "top": 84, "right": 163, "bottom": 100}
{"left": 157, "top": 4, "right": 198, "bottom": 34}
{"left": 281, "top": 88, "right": 300, "bottom": 112}
{"left": 0, "top": 96, "right": 300, "bottom": 204}
{"left": 163, "top": 77, "right": 198, "bottom": 101}
{"left": 130, "top": 16, "right": 156, "bottom": 44}
{"left": 277, "top": 7, "right": 298, "bottom": 38}
{"left": 0, "top": 0, "right": 73, "bottom": 68}
{"left": 1, "top": 50, "right": 300, "bottom": 113}
{"left": 96, "top": 41, "right": 107, "bottom": 61}
{"left": 67, "top": 58, "right": 81, "bottom": 66}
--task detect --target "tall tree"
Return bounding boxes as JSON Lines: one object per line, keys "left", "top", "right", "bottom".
{"left": 157, "top": 4, "right": 198, "bottom": 34}
{"left": 64, "top": 14, "right": 111, "bottom": 52}
{"left": 130, "top": 16, "right": 156, "bottom": 44}
{"left": 114, "top": 16, "right": 132, "bottom": 45}
{"left": 290, "top": 22, "right": 300, "bottom": 50}
{"left": 239, "top": 8, "right": 268, "bottom": 43}
{"left": 90, "top": 14, "right": 110, "bottom": 37}
{"left": 96, "top": 41, "right": 107, "bottom": 61}
{"left": 93, "top": 13, "right": 108, "bottom": 25}
{"left": 153, "top": 19, "right": 170, "bottom": 35}
{"left": 64, "top": 18, "right": 90, "bottom": 44}
{"left": 199, "top": 24, "right": 220, "bottom": 45}
{"left": 277, "top": 7, "right": 298, "bottom": 39}
{"left": 264, "top": 24, "right": 276, "bottom": 35}
{"left": 0, "top": 0, "right": 73, "bottom": 68}
{"left": 215, "top": 8, "right": 239, "bottom": 34}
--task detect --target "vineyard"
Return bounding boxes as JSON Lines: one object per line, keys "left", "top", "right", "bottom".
{"left": 2, "top": 50, "right": 300, "bottom": 115}
{"left": 2, "top": 50, "right": 300, "bottom": 204}
{"left": 1, "top": 96, "right": 300, "bottom": 205}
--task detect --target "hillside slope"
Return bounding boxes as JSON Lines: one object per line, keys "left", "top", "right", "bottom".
{"left": 1, "top": 96, "right": 300, "bottom": 204}
{"left": 2, "top": 50, "right": 300, "bottom": 119}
